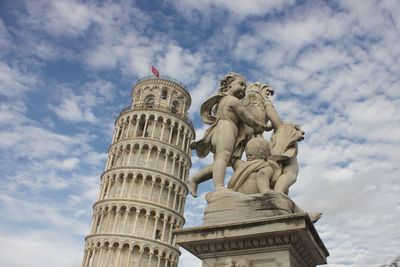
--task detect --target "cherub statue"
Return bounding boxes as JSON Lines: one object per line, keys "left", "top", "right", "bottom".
{"left": 190, "top": 72, "right": 266, "bottom": 195}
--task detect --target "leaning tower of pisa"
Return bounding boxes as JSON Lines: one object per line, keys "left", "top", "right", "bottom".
{"left": 81, "top": 76, "right": 195, "bottom": 267}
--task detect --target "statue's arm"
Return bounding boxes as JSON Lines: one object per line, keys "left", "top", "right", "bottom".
{"left": 230, "top": 97, "right": 265, "bottom": 130}
{"left": 265, "top": 100, "right": 283, "bottom": 130}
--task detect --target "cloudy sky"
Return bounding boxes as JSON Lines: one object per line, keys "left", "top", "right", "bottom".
{"left": 0, "top": 0, "right": 399, "bottom": 266}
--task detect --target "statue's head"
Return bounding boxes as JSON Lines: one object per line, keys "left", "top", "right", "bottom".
{"left": 247, "top": 82, "right": 274, "bottom": 98}
{"left": 219, "top": 72, "right": 246, "bottom": 93}
{"left": 245, "top": 137, "right": 270, "bottom": 161}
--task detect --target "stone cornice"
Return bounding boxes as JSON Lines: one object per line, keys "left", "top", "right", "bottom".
{"left": 108, "top": 137, "right": 192, "bottom": 163}
{"left": 93, "top": 198, "right": 186, "bottom": 223}
{"left": 85, "top": 233, "right": 180, "bottom": 254}
{"left": 116, "top": 107, "right": 195, "bottom": 132}
{"left": 100, "top": 166, "right": 189, "bottom": 191}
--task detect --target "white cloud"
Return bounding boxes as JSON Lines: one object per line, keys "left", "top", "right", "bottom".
{"left": 0, "top": 62, "right": 37, "bottom": 98}
{"left": 171, "top": 0, "right": 296, "bottom": 17}
{"left": 51, "top": 80, "right": 115, "bottom": 123}
{"left": 0, "top": 19, "right": 11, "bottom": 50}
{"left": 24, "top": 0, "right": 94, "bottom": 36}
{"left": 0, "top": 231, "right": 82, "bottom": 267}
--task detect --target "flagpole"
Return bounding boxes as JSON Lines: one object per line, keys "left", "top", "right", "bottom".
{"left": 148, "top": 62, "right": 151, "bottom": 76}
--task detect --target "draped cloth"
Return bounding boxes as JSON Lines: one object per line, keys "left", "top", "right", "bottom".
{"left": 190, "top": 92, "right": 246, "bottom": 163}
{"left": 227, "top": 159, "right": 281, "bottom": 192}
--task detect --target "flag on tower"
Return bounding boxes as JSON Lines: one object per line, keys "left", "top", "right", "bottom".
{"left": 151, "top": 65, "right": 160, "bottom": 78}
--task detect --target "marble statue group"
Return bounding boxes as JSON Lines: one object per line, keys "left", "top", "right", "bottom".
{"left": 189, "top": 72, "right": 321, "bottom": 223}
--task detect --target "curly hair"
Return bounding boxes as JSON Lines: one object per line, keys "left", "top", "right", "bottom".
{"left": 219, "top": 72, "right": 245, "bottom": 92}
{"left": 245, "top": 137, "right": 271, "bottom": 160}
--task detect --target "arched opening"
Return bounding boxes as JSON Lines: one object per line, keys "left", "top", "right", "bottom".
{"left": 161, "top": 88, "right": 168, "bottom": 100}
{"left": 171, "top": 100, "right": 179, "bottom": 114}
{"left": 145, "top": 94, "right": 156, "bottom": 108}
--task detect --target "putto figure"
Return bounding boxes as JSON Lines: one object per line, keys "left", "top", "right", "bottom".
{"left": 190, "top": 72, "right": 266, "bottom": 195}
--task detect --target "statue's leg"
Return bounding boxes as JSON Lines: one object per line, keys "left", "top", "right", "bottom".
{"left": 212, "top": 134, "right": 235, "bottom": 191}
{"left": 273, "top": 159, "right": 298, "bottom": 194}
{"left": 256, "top": 166, "right": 274, "bottom": 193}
{"left": 189, "top": 165, "right": 212, "bottom": 198}
{"left": 212, "top": 150, "right": 232, "bottom": 191}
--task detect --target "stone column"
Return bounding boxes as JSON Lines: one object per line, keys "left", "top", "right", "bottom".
{"left": 132, "top": 210, "right": 140, "bottom": 234}
{"left": 127, "top": 146, "right": 134, "bottom": 165}
{"left": 155, "top": 149, "right": 161, "bottom": 167}
{"left": 168, "top": 125, "right": 174, "bottom": 144}
{"left": 125, "top": 247, "right": 133, "bottom": 267}
{"left": 150, "top": 178, "right": 156, "bottom": 200}
{"left": 114, "top": 247, "right": 122, "bottom": 267}
{"left": 158, "top": 181, "right": 165, "bottom": 203}
{"left": 181, "top": 130, "right": 187, "bottom": 151}
{"left": 156, "top": 255, "right": 162, "bottom": 267}
{"left": 125, "top": 119, "right": 132, "bottom": 138}
{"left": 137, "top": 249, "right": 144, "bottom": 267}
{"left": 175, "top": 127, "right": 180, "bottom": 146}
{"left": 119, "top": 175, "right": 127, "bottom": 198}
{"left": 94, "top": 247, "right": 103, "bottom": 267}
{"left": 133, "top": 119, "right": 140, "bottom": 137}
{"left": 160, "top": 122, "right": 166, "bottom": 141}
{"left": 177, "top": 160, "right": 182, "bottom": 179}
{"left": 142, "top": 117, "right": 149, "bottom": 137}
{"left": 122, "top": 210, "right": 129, "bottom": 234}
{"left": 129, "top": 175, "right": 137, "bottom": 198}
{"left": 147, "top": 251, "right": 154, "bottom": 267}
{"left": 112, "top": 209, "right": 120, "bottom": 233}
{"left": 168, "top": 220, "right": 175, "bottom": 243}
{"left": 171, "top": 156, "right": 177, "bottom": 175}
{"left": 153, "top": 215, "right": 160, "bottom": 238}
{"left": 161, "top": 218, "right": 168, "bottom": 243}
{"left": 145, "top": 148, "right": 152, "bottom": 167}
{"left": 151, "top": 118, "right": 157, "bottom": 138}
{"left": 172, "top": 188, "right": 178, "bottom": 210}
{"left": 143, "top": 212, "right": 151, "bottom": 236}
{"left": 81, "top": 249, "right": 89, "bottom": 267}
{"left": 136, "top": 147, "right": 143, "bottom": 165}
{"left": 166, "top": 185, "right": 173, "bottom": 207}
{"left": 163, "top": 153, "right": 169, "bottom": 172}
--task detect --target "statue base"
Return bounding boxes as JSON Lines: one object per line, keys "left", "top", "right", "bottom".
{"left": 203, "top": 190, "right": 302, "bottom": 225}
{"left": 174, "top": 213, "right": 329, "bottom": 267}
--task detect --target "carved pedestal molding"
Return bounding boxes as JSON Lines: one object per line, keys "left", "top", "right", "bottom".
{"left": 174, "top": 214, "right": 329, "bottom": 267}
{"left": 81, "top": 76, "right": 194, "bottom": 267}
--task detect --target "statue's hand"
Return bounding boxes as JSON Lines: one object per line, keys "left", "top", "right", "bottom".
{"left": 253, "top": 123, "right": 265, "bottom": 135}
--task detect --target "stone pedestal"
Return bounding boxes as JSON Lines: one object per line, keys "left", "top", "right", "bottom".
{"left": 174, "top": 213, "right": 329, "bottom": 267}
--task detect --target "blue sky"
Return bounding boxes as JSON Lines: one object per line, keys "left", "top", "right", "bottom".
{"left": 0, "top": 0, "right": 399, "bottom": 266}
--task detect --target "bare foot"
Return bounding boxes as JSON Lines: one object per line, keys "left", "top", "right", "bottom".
{"left": 308, "top": 212, "right": 322, "bottom": 223}
{"left": 215, "top": 186, "right": 232, "bottom": 194}
{"left": 189, "top": 178, "right": 198, "bottom": 198}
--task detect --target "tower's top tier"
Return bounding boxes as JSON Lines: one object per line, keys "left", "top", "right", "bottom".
{"left": 130, "top": 75, "right": 191, "bottom": 119}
